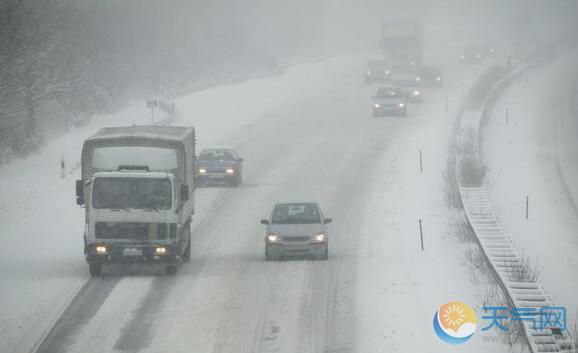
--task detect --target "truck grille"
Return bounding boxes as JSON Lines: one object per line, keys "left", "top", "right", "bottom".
{"left": 95, "top": 222, "right": 176, "bottom": 240}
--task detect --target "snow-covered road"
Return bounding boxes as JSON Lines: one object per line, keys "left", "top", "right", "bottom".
{"left": 485, "top": 49, "right": 578, "bottom": 329}
{"left": 0, "top": 53, "right": 512, "bottom": 353}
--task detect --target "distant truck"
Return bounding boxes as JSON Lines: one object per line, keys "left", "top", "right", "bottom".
{"left": 381, "top": 21, "right": 423, "bottom": 72}
{"left": 76, "top": 126, "right": 195, "bottom": 276}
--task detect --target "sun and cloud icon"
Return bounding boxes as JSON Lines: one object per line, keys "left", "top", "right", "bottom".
{"left": 433, "top": 301, "right": 477, "bottom": 344}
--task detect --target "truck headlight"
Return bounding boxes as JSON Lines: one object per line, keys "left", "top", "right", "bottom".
{"left": 385, "top": 70, "right": 390, "bottom": 75}
{"left": 199, "top": 168, "right": 207, "bottom": 174}
{"left": 374, "top": 103, "right": 380, "bottom": 108}
{"left": 312, "top": 233, "right": 326, "bottom": 242}
{"left": 436, "top": 76, "right": 441, "bottom": 81}
{"left": 413, "top": 90, "right": 420, "bottom": 96}
{"left": 398, "top": 103, "right": 405, "bottom": 107}
{"left": 266, "top": 234, "right": 281, "bottom": 243}
{"left": 416, "top": 77, "right": 421, "bottom": 82}
{"left": 226, "top": 168, "right": 235, "bottom": 174}
{"left": 366, "top": 71, "right": 371, "bottom": 75}
{"left": 95, "top": 245, "right": 108, "bottom": 254}
{"left": 155, "top": 246, "right": 167, "bottom": 255}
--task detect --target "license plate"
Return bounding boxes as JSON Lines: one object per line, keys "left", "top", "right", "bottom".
{"left": 123, "top": 248, "right": 143, "bottom": 257}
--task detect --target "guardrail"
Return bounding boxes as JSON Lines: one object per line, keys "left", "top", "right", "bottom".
{"left": 455, "top": 50, "right": 576, "bottom": 352}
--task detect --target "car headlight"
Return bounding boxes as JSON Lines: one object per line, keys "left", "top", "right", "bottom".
{"left": 366, "top": 71, "right": 371, "bottom": 75}
{"left": 460, "top": 55, "right": 465, "bottom": 60}
{"left": 374, "top": 103, "right": 380, "bottom": 108}
{"left": 398, "top": 103, "right": 405, "bottom": 107}
{"left": 226, "top": 168, "right": 235, "bottom": 174}
{"left": 416, "top": 77, "right": 421, "bottom": 82}
{"left": 312, "top": 233, "right": 326, "bottom": 242}
{"left": 385, "top": 70, "right": 390, "bottom": 75}
{"left": 476, "top": 53, "right": 481, "bottom": 59}
{"left": 95, "top": 245, "right": 108, "bottom": 254}
{"left": 413, "top": 90, "right": 420, "bottom": 96}
{"left": 199, "top": 168, "right": 206, "bottom": 174}
{"left": 436, "top": 76, "right": 441, "bottom": 81}
{"left": 155, "top": 246, "right": 167, "bottom": 255}
{"left": 266, "top": 234, "right": 281, "bottom": 243}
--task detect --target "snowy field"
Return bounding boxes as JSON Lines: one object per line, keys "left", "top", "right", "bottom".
{"left": 0, "top": 50, "right": 517, "bottom": 353}
{"left": 484, "top": 49, "right": 578, "bottom": 330}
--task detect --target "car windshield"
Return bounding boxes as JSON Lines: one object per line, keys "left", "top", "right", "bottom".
{"left": 272, "top": 203, "right": 321, "bottom": 224}
{"left": 92, "top": 177, "right": 172, "bottom": 210}
{"left": 377, "top": 87, "right": 402, "bottom": 97}
{"left": 199, "top": 149, "right": 236, "bottom": 161}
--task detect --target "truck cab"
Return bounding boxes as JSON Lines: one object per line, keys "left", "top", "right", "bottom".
{"left": 76, "top": 126, "right": 195, "bottom": 275}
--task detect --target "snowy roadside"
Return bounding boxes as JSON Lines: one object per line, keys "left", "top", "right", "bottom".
{"left": 353, "top": 62, "right": 513, "bottom": 352}
{"left": 484, "top": 50, "right": 578, "bottom": 333}
{"left": 0, "top": 54, "right": 367, "bottom": 353}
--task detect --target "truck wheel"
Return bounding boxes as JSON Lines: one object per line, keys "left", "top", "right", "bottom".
{"left": 166, "top": 263, "right": 178, "bottom": 275}
{"left": 89, "top": 262, "right": 102, "bottom": 276}
{"left": 183, "top": 234, "right": 191, "bottom": 263}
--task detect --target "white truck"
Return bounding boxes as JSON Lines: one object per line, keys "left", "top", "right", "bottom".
{"left": 76, "top": 126, "right": 195, "bottom": 275}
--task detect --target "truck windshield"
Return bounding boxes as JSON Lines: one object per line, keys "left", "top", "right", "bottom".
{"left": 92, "top": 178, "right": 172, "bottom": 210}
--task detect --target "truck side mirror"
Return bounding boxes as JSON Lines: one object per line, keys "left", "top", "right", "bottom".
{"left": 76, "top": 180, "right": 84, "bottom": 197}
{"left": 260, "top": 219, "right": 269, "bottom": 225}
{"left": 180, "top": 184, "right": 189, "bottom": 201}
{"left": 238, "top": 157, "right": 244, "bottom": 162}
{"left": 76, "top": 180, "right": 85, "bottom": 205}
{"left": 324, "top": 218, "right": 333, "bottom": 224}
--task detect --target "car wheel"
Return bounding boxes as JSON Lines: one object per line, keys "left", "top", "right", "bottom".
{"left": 265, "top": 247, "right": 276, "bottom": 261}
{"left": 88, "top": 262, "right": 102, "bottom": 276}
{"left": 316, "top": 245, "right": 328, "bottom": 260}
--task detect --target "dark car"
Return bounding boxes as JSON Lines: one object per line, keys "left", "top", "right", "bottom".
{"left": 418, "top": 66, "right": 443, "bottom": 88}
{"left": 460, "top": 46, "right": 481, "bottom": 64}
{"left": 196, "top": 147, "right": 243, "bottom": 187}
{"left": 260, "top": 202, "right": 331, "bottom": 261}
{"left": 372, "top": 86, "right": 407, "bottom": 117}
{"left": 365, "top": 59, "right": 391, "bottom": 84}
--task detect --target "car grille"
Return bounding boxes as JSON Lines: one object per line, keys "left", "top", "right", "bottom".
{"left": 95, "top": 222, "right": 176, "bottom": 240}
{"left": 283, "top": 236, "right": 310, "bottom": 242}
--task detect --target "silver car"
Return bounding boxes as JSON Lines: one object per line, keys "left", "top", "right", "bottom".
{"left": 260, "top": 202, "right": 331, "bottom": 261}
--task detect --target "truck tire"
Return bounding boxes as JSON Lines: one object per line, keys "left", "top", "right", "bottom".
{"left": 183, "top": 233, "right": 191, "bottom": 263}
{"left": 166, "top": 263, "right": 178, "bottom": 275}
{"left": 89, "top": 262, "right": 102, "bottom": 276}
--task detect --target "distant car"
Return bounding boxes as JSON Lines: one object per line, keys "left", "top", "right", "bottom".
{"left": 460, "top": 46, "right": 481, "bottom": 63}
{"left": 196, "top": 147, "right": 243, "bottom": 186}
{"left": 393, "top": 74, "right": 422, "bottom": 103}
{"left": 418, "top": 66, "right": 443, "bottom": 88}
{"left": 476, "top": 42, "right": 496, "bottom": 57}
{"left": 260, "top": 202, "right": 331, "bottom": 261}
{"left": 372, "top": 86, "right": 407, "bottom": 117}
{"left": 365, "top": 59, "right": 391, "bottom": 84}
